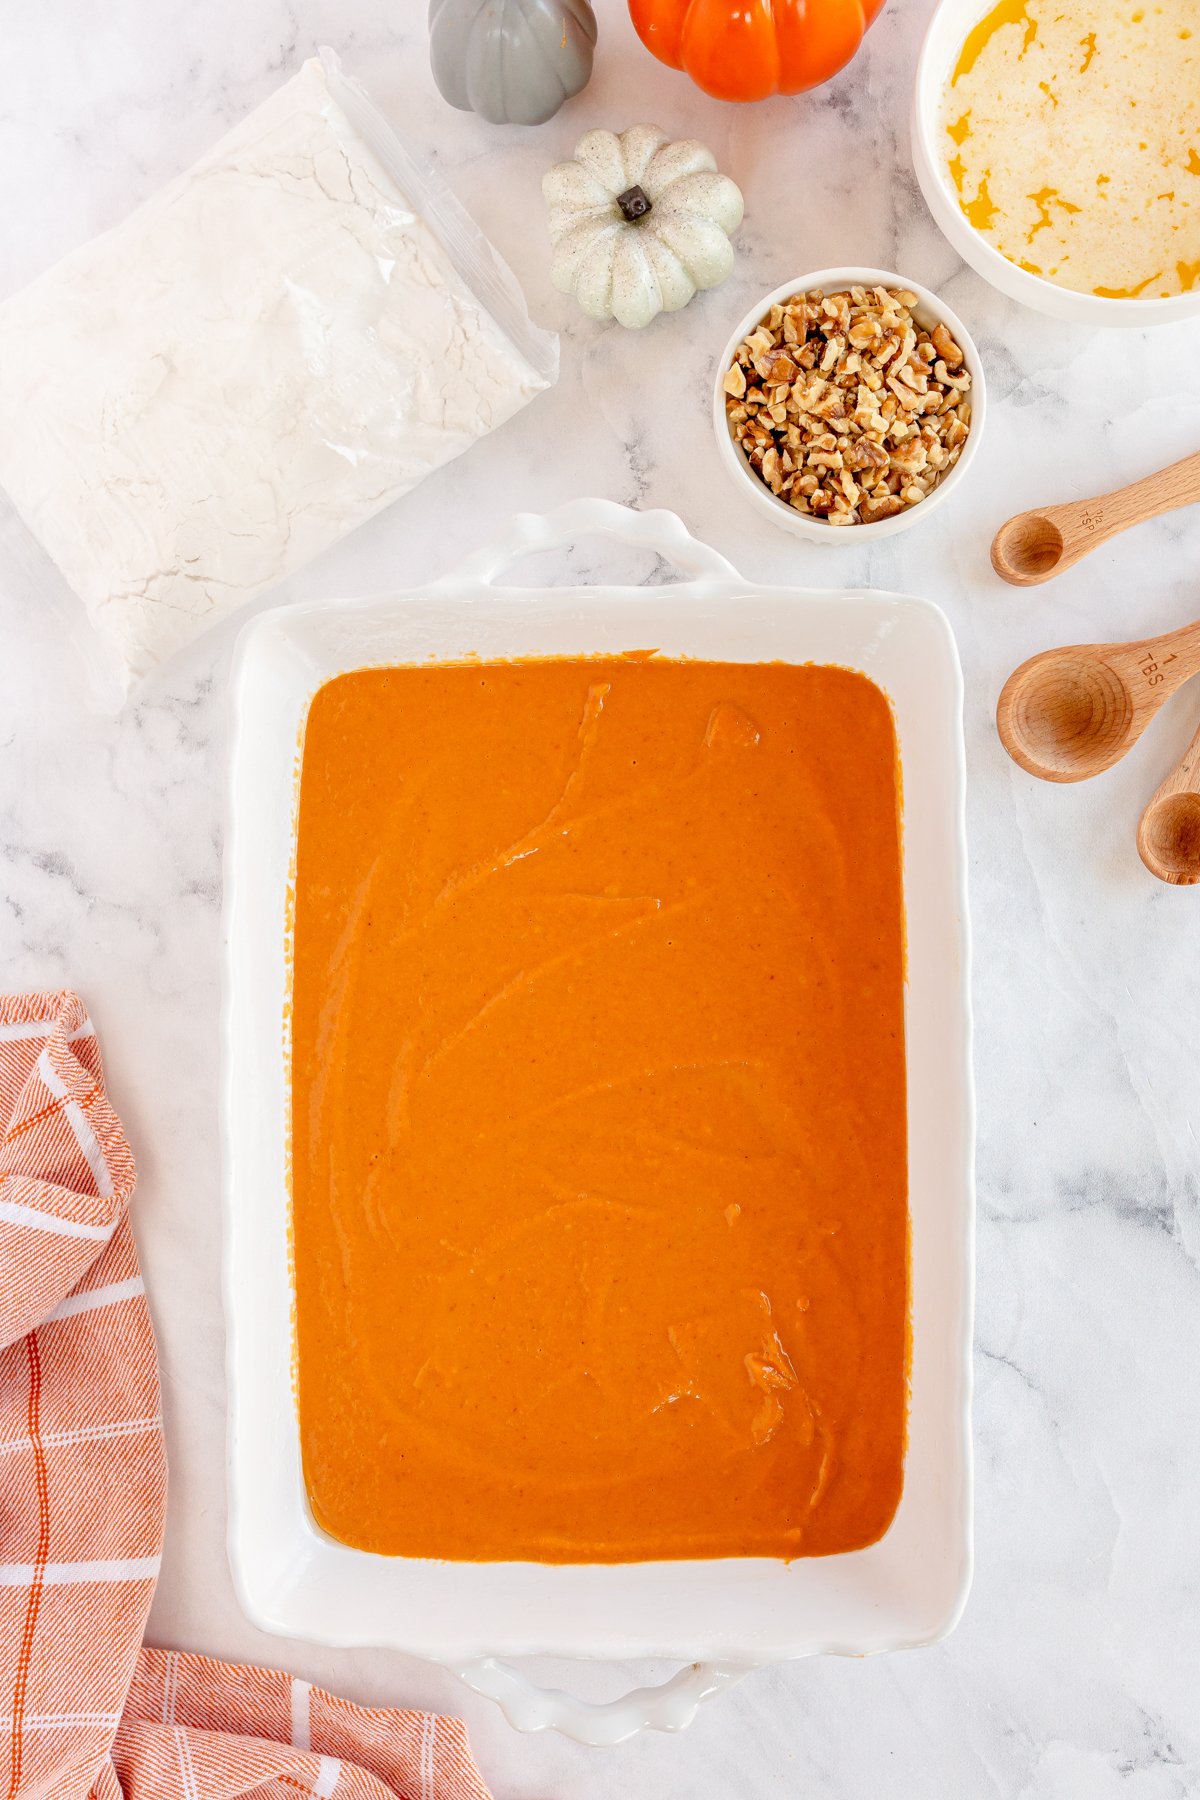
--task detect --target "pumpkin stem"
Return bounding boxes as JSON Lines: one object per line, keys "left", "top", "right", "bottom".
{"left": 616, "top": 184, "right": 652, "bottom": 222}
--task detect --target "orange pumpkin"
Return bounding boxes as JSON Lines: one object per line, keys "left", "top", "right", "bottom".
{"left": 628, "top": 0, "right": 887, "bottom": 102}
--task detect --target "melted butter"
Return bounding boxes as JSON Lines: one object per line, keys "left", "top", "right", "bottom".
{"left": 1027, "top": 185, "right": 1082, "bottom": 241}
{"left": 964, "top": 171, "right": 999, "bottom": 230}
{"left": 951, "top": 0, "right": 1037, "bottom": 82}
{"left": 1094, "top": 271, "right": 1166, "bottom": 298}
{"left": 941, "top": 0, "right": 1200, "bottom": 299}
{"left": 290, "top": 658, "right": 908, "bottom": 1563}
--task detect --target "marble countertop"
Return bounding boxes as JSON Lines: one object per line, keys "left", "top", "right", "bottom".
{"left": 2, "top": 3, "right": 1199, "bottom": 1795}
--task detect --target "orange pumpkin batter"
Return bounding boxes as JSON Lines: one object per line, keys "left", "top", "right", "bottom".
{"left": 291, "top": 656, "right": 908, "bottom": 1562}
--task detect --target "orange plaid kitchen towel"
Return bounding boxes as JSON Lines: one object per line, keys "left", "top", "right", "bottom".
{"left": 0, "top": 991, "right": 491, "bottom": 1800}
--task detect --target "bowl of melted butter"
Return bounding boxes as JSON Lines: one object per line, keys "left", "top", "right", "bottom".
{"left": 913, "top": 0, "right": 1200, "bottom": 324}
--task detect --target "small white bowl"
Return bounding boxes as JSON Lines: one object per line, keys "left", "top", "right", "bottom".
{"left": 912, "top": 0, "right": 1200, "bottom": 328}
{"left": 713, "top": 267, "right": 986, "bottom": 544}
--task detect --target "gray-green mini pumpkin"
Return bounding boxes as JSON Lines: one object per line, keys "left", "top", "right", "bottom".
{"left": 428, "top": 0, "right": 598, "bottom": 126}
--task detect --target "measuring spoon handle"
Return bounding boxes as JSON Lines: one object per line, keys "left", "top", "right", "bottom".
{"left": 1158, "top": 720, "right": 1200, "bottom": 796}
{"left": 1055, "top": 448, "right": 1200, "bottom": 555}
{"left": 1105, "top": 614, "right": 1200, "bottom": 700}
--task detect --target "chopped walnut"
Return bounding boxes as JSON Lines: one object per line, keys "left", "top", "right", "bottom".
{"left": 723, "top": 286, "right": 972, "bottom": 526}
{"left": 860, "top": 493, "right": 905, "bottom": 523}
{"left": 931, "top": 322, "right": 963, "bottom": 369}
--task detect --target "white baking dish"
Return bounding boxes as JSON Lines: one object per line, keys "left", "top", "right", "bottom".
{"left": 222, "top": 499, "right": 975, "bottom": 1745}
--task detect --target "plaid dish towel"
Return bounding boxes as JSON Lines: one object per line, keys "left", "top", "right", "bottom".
{"left": 0, "top": 991, "right": 491, "bottom": 1800}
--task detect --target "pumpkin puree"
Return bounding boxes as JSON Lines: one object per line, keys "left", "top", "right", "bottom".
{"left": 291, "top": 656, "right": 908, "bottom": 1562}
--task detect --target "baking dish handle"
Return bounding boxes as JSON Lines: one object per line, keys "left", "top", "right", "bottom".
{"left": 434, "top": 497, "right": 741, "bottom": 588}
{"left": 449, "top": 1656, "right": 752, "bottom": 1746}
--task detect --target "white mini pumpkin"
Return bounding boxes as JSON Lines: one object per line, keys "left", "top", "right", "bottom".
{"left": 543, "top": 125, "right": 744, "bottom": 330}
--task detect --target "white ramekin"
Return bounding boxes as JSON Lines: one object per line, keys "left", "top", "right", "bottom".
{"left": 912, "top": 0, "right": 1200, "bottom": 328}
{"left": 712, "top": 267, "right": 986, "bottom": 544}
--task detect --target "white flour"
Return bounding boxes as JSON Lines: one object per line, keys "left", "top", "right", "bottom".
{"left": 0, "top": 56, "right": 556, "bottom": 692}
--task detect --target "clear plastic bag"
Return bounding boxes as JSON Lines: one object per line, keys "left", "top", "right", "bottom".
{"left": 0, "top": 51, "right": 558, "bottom": 704}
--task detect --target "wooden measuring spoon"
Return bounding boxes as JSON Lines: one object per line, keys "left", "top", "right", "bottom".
{"left": 991, "top": 448, "right": 1200, "bottom": 586}
{"left": 997, "top": 616, "right": 1200, "bottom": 782}
{"left": 1137, "top": 718, "right": 1200, "bottom": 884}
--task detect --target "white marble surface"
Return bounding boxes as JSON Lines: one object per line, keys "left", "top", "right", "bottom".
{"left": 2, "top": 2, "right": 1200, "bottom": 1795}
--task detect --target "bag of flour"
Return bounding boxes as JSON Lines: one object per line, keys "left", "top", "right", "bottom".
{"left": 0, "top": 51, "right": 557, "bottom": 698}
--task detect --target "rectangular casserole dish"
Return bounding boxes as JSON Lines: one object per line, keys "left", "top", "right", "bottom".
{"left": 221, "top": 499, "right": 974, "bottom": 1735}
